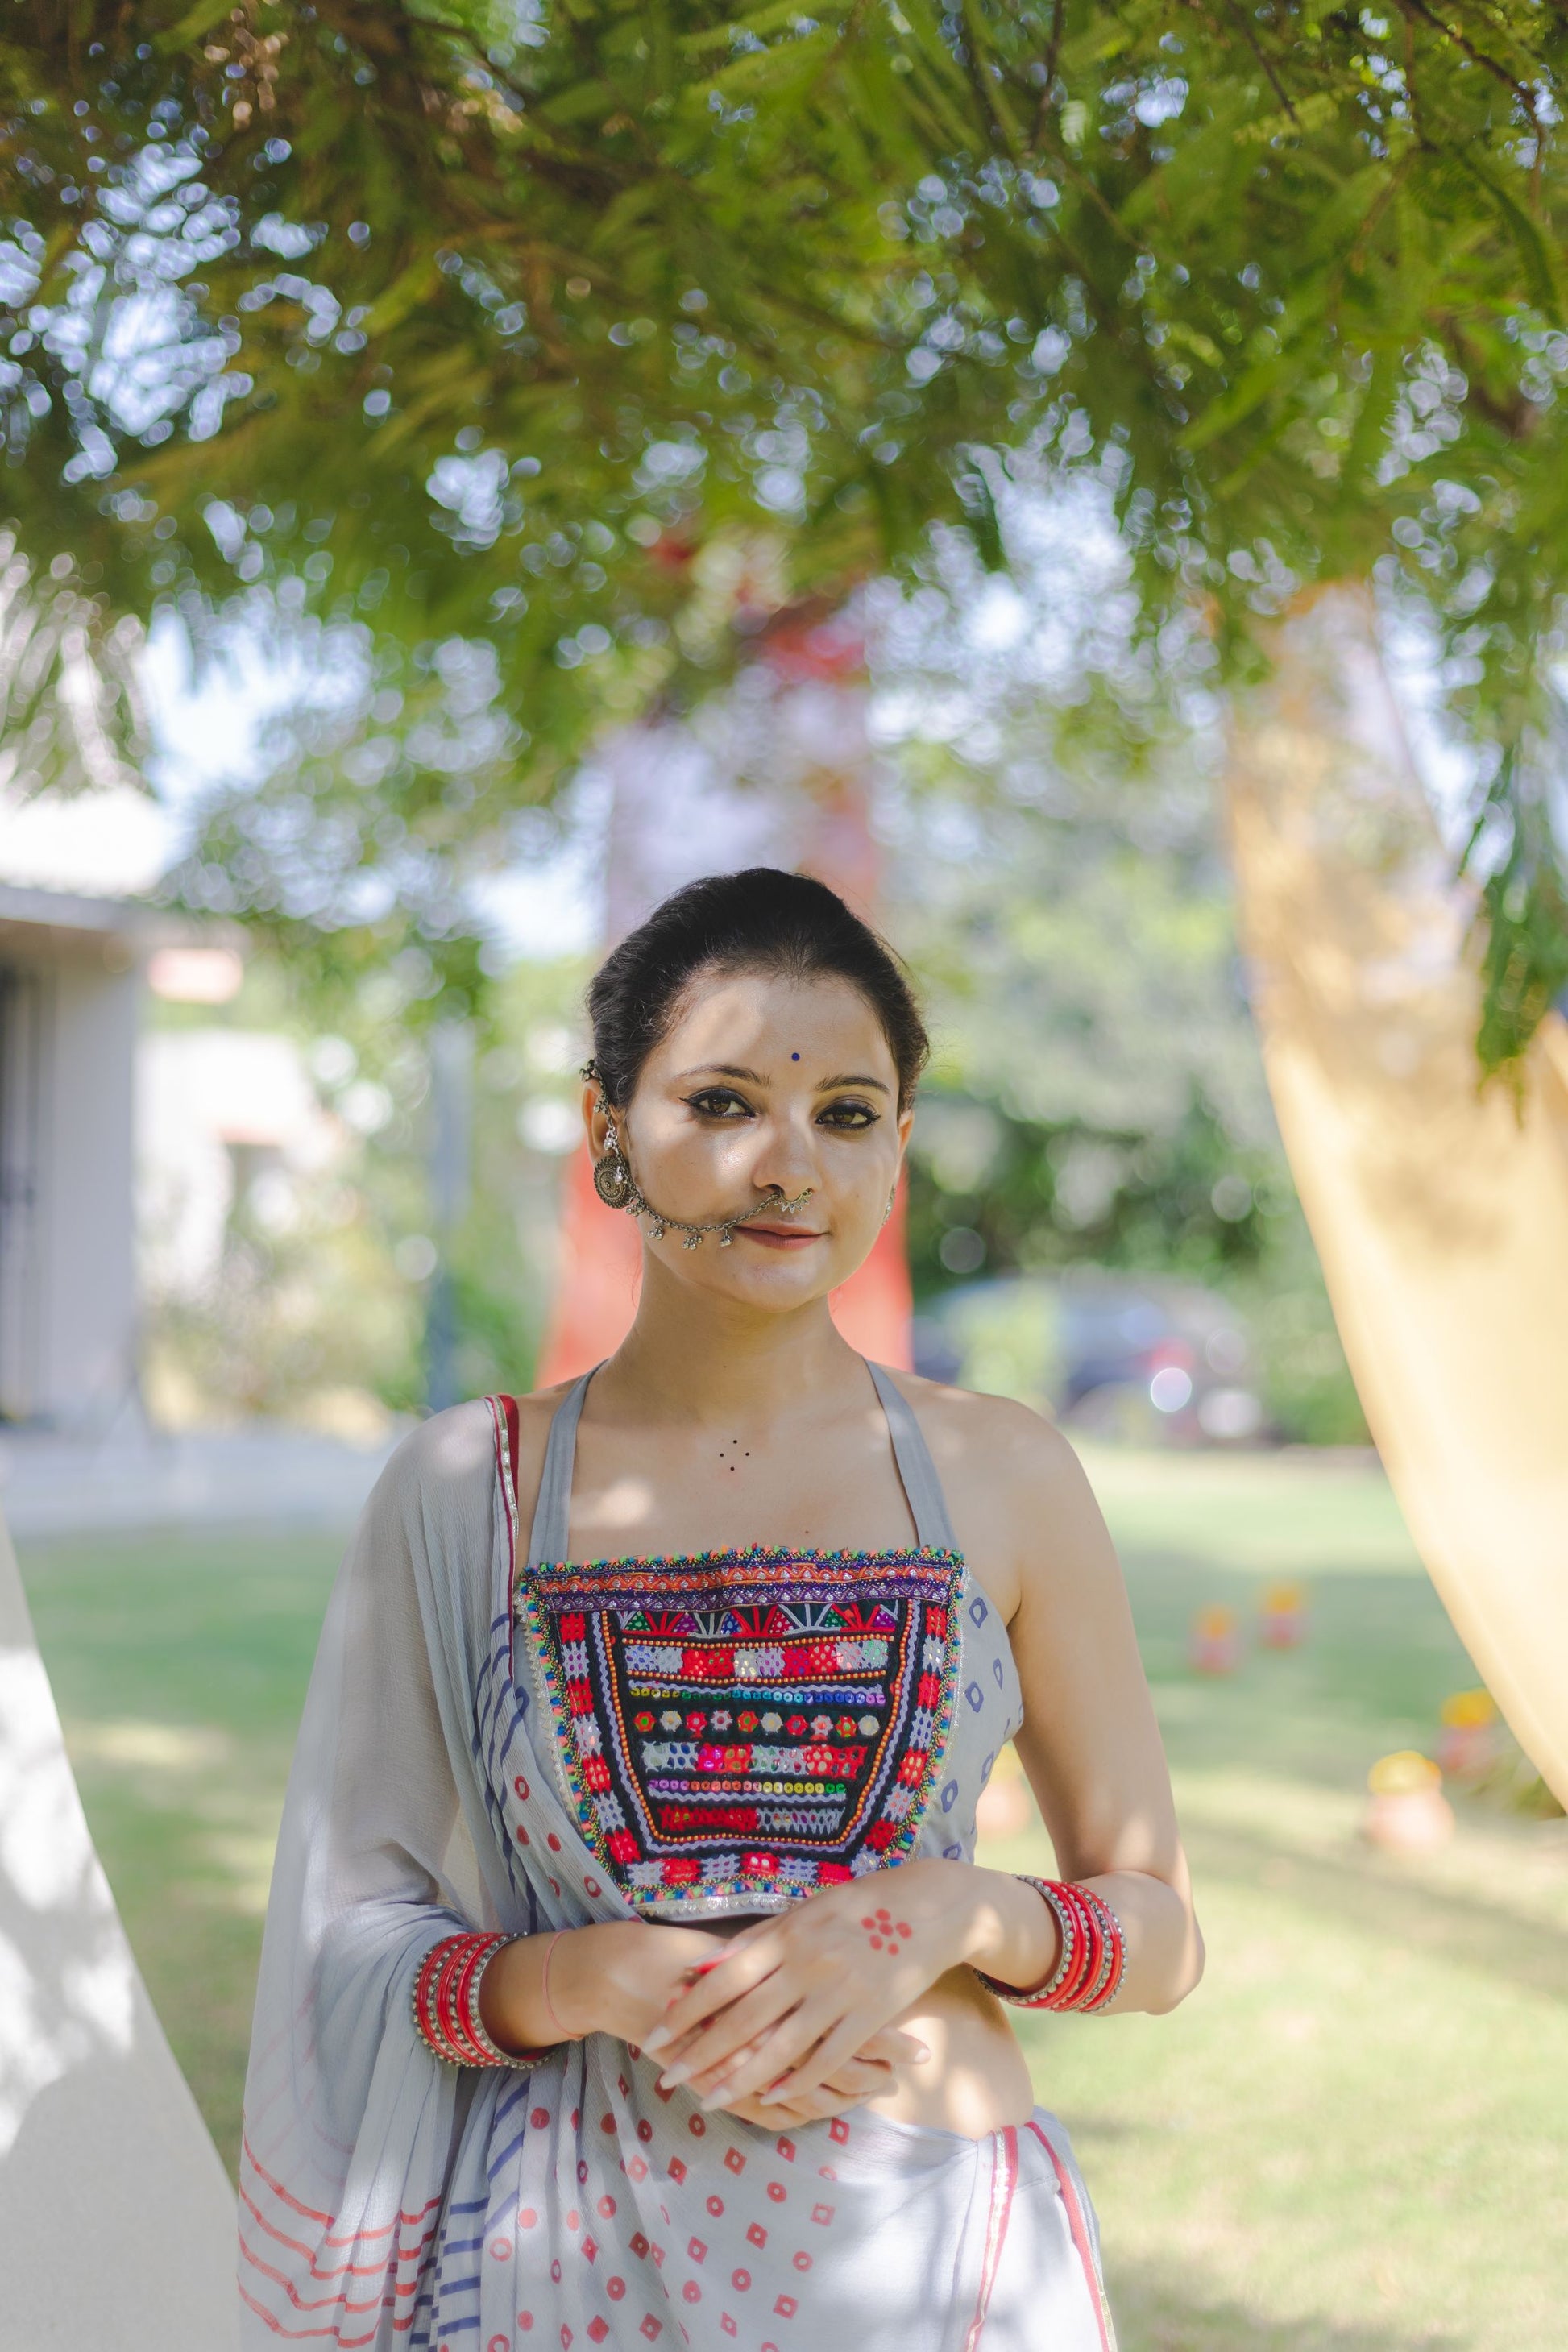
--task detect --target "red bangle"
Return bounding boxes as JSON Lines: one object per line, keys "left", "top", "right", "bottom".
{"left": 413, "top": 1932, "right": 550, "bottom": 2071}
{"left": 973, "top": 1877, "right": 1074, "bottom": 2009}
{"left": 1073, "top": 1889, "right": 1110, "bottom": 2009}
{"left": 445, "top": 1935, "right": 500, "bottom": 2064}
{"left": 441, "top": 1939, "right": 479, "bottom": 2048}
{"left": 413, "top": 1943, "right": 451, "bottom": 2063}
{"left": 415, "top": 1935, "right": 473, "bottom": 2064}
{"left": 1080, "top": 1889, "right": 1126, "bottom": 2013}
{"left": 1047, "top": 1883, "right": 1099, "bottom": 2010}
{"left": 1068, "top": 1885, "right": 1127, "bottom": 2013}
{"left": 973, "top": 1877, "right": 1126, "bottom": 2016}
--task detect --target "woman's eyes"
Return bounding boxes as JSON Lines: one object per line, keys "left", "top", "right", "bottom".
{"left": 682, "top": 1089, "right": 879, "bottom": 1130}
{"left": 683, "top": 1089, "right": 753, "bottom": 1120}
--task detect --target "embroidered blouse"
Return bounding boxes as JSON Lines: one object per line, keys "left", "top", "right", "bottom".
{"left": 507, "top": 1361, "right": 1023, "bottom": 1919}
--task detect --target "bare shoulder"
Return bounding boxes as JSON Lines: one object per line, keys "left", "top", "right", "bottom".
{"left": 885, "top": 1366, "right": 1088, "bottom": 1504}
{"left": 880, "top": 1369, "right": 1110, "bottom": 1618}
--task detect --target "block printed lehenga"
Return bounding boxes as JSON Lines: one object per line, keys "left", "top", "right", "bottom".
{"left": 240, "top": 1361, "right": 1116, "bottom": 2350}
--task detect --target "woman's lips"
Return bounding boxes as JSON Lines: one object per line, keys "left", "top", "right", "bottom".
{"left": 734, "top": 1222, "right": 824, "bottom": 1247}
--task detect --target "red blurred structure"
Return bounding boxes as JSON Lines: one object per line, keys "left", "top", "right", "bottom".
{"left": 537, "top": 604, "right": 913, "bottom": 1384}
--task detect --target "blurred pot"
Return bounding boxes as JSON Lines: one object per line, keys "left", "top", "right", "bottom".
{"left": 1363, "top": 1751, "right": 1454, "bottom": 1852}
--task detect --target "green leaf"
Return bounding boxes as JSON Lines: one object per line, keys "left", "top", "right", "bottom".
{"left": 154, "top": 0, "right": 239, "bottom": 48}
{"left": 1456, "top": 151, "right": 1563, "bottom": 326}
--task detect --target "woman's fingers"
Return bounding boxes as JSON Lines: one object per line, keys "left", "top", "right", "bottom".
{"left": 693, "top": 2008, "right": 835, "bottom": 2106}
{"left": 703, "top": 2039, "right": 892, "bottom": 2118}
{"left": 722, "top": 2086, "right": 842, "bottom": 2129}
{"left": 716, "top": 1994, "right": 933, "bottom": 2106}
{"left": 757, "top": 2012, "right": 877, "bottom": 2105}
{"left": 691, "top": 2013, "right": 803, "bottom": 2107}
{"left": 694, "top": 1998, "right": 848, "bottom": 2106}
{"left": 655, "top": 1973, "right": 805, "bottom": 2093}
{"left": 854, "top": 2024, "right": 930, "bottom": 2066}
{"left": 722, "top": 2072, "right": 855, "bottom": 2126}
{"left": 643, "top": 1930, "right": 787, "bottom": 2054}
{"left": 765, "top": 2097, "right": 830, "bottom": 2126}
{"left": 815, "top": 2058, "right": 893, "bottom": 2097}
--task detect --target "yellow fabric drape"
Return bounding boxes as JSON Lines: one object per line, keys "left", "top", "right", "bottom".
{"left": 1226, "top": 586, "right": 1568, "bottom": 1807}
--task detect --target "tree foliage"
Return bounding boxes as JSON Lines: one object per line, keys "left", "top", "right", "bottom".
{"left": 3, "top": 0, "right": 1567, "bottom": 1052}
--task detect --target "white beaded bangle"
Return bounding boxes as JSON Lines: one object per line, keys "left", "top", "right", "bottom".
{"left": 976, "top": 1876, "right": 1077, "bottom": 2010}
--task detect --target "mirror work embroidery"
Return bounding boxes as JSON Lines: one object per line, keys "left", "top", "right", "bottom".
{"left": 514, "top": 1547, "right": 963, "bottom": 1916}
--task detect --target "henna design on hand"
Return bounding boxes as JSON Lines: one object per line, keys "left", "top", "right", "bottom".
{"left": 860, "top": 1905, "right": 913, "bottom": 1956}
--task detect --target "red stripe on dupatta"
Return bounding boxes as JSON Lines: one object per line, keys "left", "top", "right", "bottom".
{"left": 962, "top": 2122, "right": 1018, "bottom": 2351}
{"left": 1028, "top": 2118, "right": 1116, "bottom": 2352}
{"left": 500, "top": 1393, "right": 521, "bottom": 1504}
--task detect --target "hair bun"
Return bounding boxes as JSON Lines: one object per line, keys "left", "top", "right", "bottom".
{"left": 585, "top": 867, "right": 927, "bottom": 1111}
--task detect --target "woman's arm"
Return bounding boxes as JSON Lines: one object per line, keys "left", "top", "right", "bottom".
{"left": 997, "top": 1401, "right": 1204, "bottom": 2016}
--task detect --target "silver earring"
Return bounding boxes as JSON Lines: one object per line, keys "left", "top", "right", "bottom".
{"left": 882, "top": 1185, "right": 898, "bottom": 1226}
{"left": 592, "top": 1116, "right": 635, "bottom": 1210}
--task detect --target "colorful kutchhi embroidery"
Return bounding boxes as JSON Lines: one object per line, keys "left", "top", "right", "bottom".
{"left": 515, "top": 1546, "right": 963, "bottom": 1914}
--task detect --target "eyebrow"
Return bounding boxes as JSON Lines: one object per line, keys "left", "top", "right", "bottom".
{"left": 678, "top": 1063, "right": 890, "bottom": 1094}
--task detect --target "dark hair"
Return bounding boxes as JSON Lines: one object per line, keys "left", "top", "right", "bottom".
{"left": 587, "top": 868, "right": 929, "bottom": 1110}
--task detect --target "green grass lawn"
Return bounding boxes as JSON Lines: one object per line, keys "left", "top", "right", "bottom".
{"left": 16, "top": 1447, "right": 1568, "bottom": 2350}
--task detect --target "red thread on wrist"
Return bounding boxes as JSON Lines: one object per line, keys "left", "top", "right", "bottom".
{"left": 540, "top": 1928, "right": 579, "bottom": 2042}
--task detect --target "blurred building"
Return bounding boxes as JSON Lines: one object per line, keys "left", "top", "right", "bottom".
{"left": 138, "top": 1023, "right": 331, "bottom": 1313}
{"left": 0, "top": 782, "right": 173, "bottom": 1427}
{"left": 0, "top": 776, "right": 280, "bottom": 1434}
{"left": 0, "top": 878, "right": 147, "bottom": 1425}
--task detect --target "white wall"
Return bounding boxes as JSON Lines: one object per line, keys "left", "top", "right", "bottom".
{"left": 35, "top": 959, "right": 141, "bottom": 1425}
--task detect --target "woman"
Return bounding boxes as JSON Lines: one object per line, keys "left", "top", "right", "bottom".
{"left": 241, "top": 868, "right": 1203, "bottom": 2352}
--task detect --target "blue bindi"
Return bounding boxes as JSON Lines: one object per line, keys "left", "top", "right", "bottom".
{"left": 791, "top": 1052, "right": 800, "bottom": 1060}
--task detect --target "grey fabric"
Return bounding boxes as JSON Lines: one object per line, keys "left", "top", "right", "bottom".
{"left": 526, "top": 1366, "right": 597, "bottom": 1566}
{"left": 865, "top": 1359, "right": 959, "bottom": 1551}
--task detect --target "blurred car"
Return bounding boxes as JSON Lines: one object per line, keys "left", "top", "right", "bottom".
{"left": 911, "top": 1269, "right": 1266, "bottom": 1446}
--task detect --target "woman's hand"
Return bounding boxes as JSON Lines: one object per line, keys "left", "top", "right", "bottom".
{"left": 482, "top": 1920, "right": 727, "bottom": 2056}
{"left": 641, "top": 1862, "right": 991, "bottom": 2111}
{"left": 553, "top": 1920, "right": 732, "bottom": 2047}
{"left": 716, "top": 2026, "right": 928, "bottom": 2128}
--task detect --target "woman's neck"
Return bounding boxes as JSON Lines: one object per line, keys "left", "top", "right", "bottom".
{"left": 593, "top": 1262, "right": 868, "bottom": 1430}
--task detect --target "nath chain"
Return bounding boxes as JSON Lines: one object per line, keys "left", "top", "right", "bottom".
{"left": 583, "top": 1066, "right": 814, "bottom": 1250}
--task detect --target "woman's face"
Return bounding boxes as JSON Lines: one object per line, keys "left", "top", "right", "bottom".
{"left": 585, "top": 965, "right": 913, "bottom": 1314}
